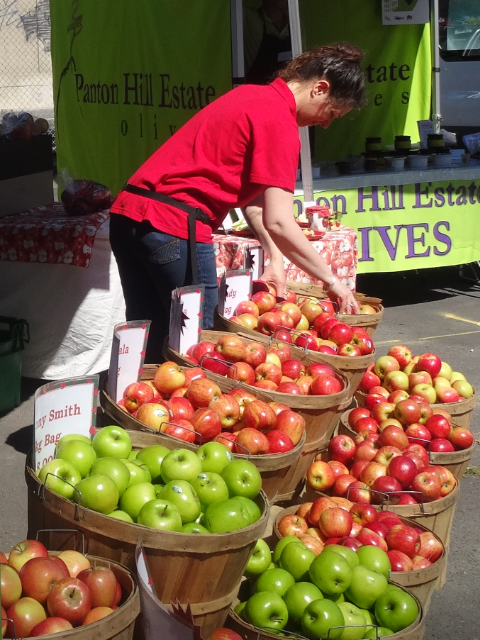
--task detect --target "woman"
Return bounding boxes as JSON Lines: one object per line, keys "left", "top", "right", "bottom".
{"left": 110, "top": 43, "right": 365, "bottom": 362}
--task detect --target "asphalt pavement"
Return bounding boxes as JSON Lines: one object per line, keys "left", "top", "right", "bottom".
{"left": 1, "top": 264, "right": 479, "bottom": 640}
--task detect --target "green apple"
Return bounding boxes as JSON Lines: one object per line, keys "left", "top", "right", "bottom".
{"left": 197, "top": 441, "right": 233, "bottom": 474}
{"left": 321, "top": 545, "right": 359, "bottom": 570}
{"left": 279, "top": 542, "right": 315, "bottom": 582}
{"left": 337, "top": 602, "right": 366, "bottom": 640}
{"left": 159, "top": 480, "right": 201, "bottom": 523}
{"left": 154, "top": 484, "right": 164, "bottom": 497}
{"left": 137, "top": 498, "right": 183, "bottom": 531}
{"left": 255, "top": 568, "right": 295, "bottom": 597}
{"left": 273, "top": 536, "right": 305, "bottom": 564}
{"left": 301, "top": 598, "right": 344, "bottom": 640}
{"left": 190, "top": 472, "right": 229, "bottom": 508}
{"left": 360, "top": 609, "right": 377, "bottom": 628}
{"left": 235, "top": 496, "right": 262, "bottom": 525}
{"left": 245, "top": 539, "right": 272, "bottom": 577}
{"left": 136, "top": 445, "right": 170, "bottom": 483}
{"left": 89, "top": 457, "right": 130, "bottom": 496}
{"left": 309, "top": 551, "right": 352, "bottom": 596}
{"left": 92, "top": 426, "right": 132, "bottom": 459}
{"left": 204, "top": 497, "right": 251, "bottom": 533}
{"left": 38, "top": 459, "right": 81, "bottom": 499}
{"left": 120, "top": 482, "right": 157, "bottom": 521}
{"left": 244, "top": 591, "right": 288, "bottom": 631}
{"left": 283, "top": 582, "right": 323, "bottom": 625}
{"left": 55, "top": 440, "right": 96, "bottom": 478}
{"left": 363, "top": 627, "right": 394, "bottom": 638}
{"left": 121, "top": 459, "right": 152, "bottom": 486}
{"left": 221, "top": 460, "right": 262, "bottom": 500}
{"left": 344, "top": 565, "right": 388, "bottom": 610}
{"left": 56, "top": 434, "right": 92, "bottom": 449}
{"left": 107, "top": 509, "right": 134, "bottom": 523}
{"left": 181, "top": 522, "right": 209, "bottom": 534}
{"left": 374, "top": 588, "right": 419, "bottom": 633}
{"left": 74, "top": 474, "right": 119, "bottom": 514}
{"left": 234, "top": 601, "right": 247, "bottom": 620}
{"left": 128, "top": 451, "right": 138, "bottom": 459}
{"left": 324, "top": 592, "right": 345, "bottom": 604}
{"left": 161, "top": 449, "right": 202, "bottom": 484}
{"left": 356, "top": 546, "right": 391, "bottom": 579}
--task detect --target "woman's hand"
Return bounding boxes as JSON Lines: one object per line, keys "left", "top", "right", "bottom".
{"left": 260, "top": 261, "right": 287, "bottom": 297}
{"left": 330, "top": 279, "right": 360, "bottom": 314}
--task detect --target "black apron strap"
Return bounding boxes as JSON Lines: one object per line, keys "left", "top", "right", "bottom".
{"left": 122, "top": 183, "right": 211, "bottom": 285}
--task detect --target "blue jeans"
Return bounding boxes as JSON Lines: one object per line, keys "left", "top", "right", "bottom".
{"left": 109, "top": 215, "right": 218, "bottom": 363}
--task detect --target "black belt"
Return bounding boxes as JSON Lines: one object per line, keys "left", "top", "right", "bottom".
{"left": 122, "top": 182, "right": 211, "bottom": 284}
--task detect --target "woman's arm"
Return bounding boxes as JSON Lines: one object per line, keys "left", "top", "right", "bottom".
{"left": 245, "top": 187, "right": 359, "bottom": 313}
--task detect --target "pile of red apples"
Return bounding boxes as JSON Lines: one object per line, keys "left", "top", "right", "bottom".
{"left": 277, "top": 499, "right": 443, "bottom": 573}
{"left": 305, "top": 419, "right": 460, "bottom": 505}
{"left": 223, "top": 290, "right": 375, "bottom": 357}
{"left": 1, "top": 540, "right": 121, "bottom": 637}
{"left": 121, "top": 363, "right": 307, "bottom": 455}
{"left": 359, "top": 345, "right": 474, "bottom": 404}
{"left": 184, "top": 334, "right": 345, "bottom": 396}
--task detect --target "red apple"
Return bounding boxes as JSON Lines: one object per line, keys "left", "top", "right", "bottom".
{"left": 229, "top": 389, "right": 257, "bottom": 415}
{"left": 374, "top": 446, "right": 402, "bottom": 467}
{"left": 378, "top": 425, "right": 409, "bottom": 451}
{"left": 122, "top": 382, "right": 154, "bottom": 413}
{"left": 448, "top": 427, "right": 474, "bottom": 450}
{"left": 387, "top": 455, "right": 417, "bottom": 488}
{"left": 252, "top": 291, "right": 276, "bottom": 314}
{"left": 30, "top": 617, "right": 74, "bottom": 636}
{"left": 371, "top": 475, "right": 403, "bottom": 505}
{"left": 308, "top": 497, "right": 337, "bottom": 526}
{"left": 394, "top": 399, "right": 422, "bottom": 425}
{"left": 190, "top": 408, "right": 222, "bottom": 442}
{"left": 306, "top": 362, "right": 336, "bottom": 379}
{"left": 388, "top": 390, "right": 410, "bottom": 405}
{"left": 364, "top": 393, "right": 387, "bottom": 411}
{"left": 46, "top": 577, "right": 92, "bottom": 626}
{"left": 186, "top": 378, "right": 222, "bottom": 408}
{"left": 235, "top": 300, "right": 260, "bottom": 318}
{"left": 163, "top": 419, "right": 196, "bottom": 444}
{"left": 243, "top": 400, "right": 277, "bottom": 432}
{"left": 332, "top": 474, "right": 358, "bottom": 497}
{"left": 276, "top": 381, "right": 303, "bottom": 395}
{"left": 388, "top": 345, "right": 412, "bottom": 368}
{"left": 416, "top": 353, "right": 442, "bottom": 378}
{"left": 347, "top": 481, "right": 372, "bottom": 504}
{"left": 202, "top": 352, "right": 230, "bottom": 376}
{"left": 1, "top": 564, "right": 22, "bottom": 608}
{"left": 417, "top": 531, "right": 444, "bottom": 562}
{"left": 310, "top": 375, "right": 343, "bottom": 396}
{"left": 209, "top": 395, "right": 241, "bottom": 430}
{"left": 242, "top": 341, "right": 267, "bottom": 368}
{"left": 404, "top": 443, "right": 430, "bottom": 466}
{"left": 215, "top": 432, "right": 237, "bottom": 452}
{"left": 267, "top": 342, "right": 292, "bottom": 363}
{"left": 168, "top": 397, "right": 195, "bottom": 421}
{"left": 253, "top": 380, "right": 278, "bottom": 391}
{"left": 227, "top": 360, "right": 255, "bottom": 387}
{"left": 430, "top": 438, "right": 455, "bottom": 453}
{"left": 328, "top": 322, "right": 353, "bottom": 346}
{"left": 153, "top": 361, "right": 186, "bottom": 395}
{"left": 277, "top": 515, "right": 308, "bottom": 538}
{"left": 257, "top": 311, "right": 282, "bottom": 336}
{"left": 358, "top": 369, "right": 382, "bottom": 393}
{"left": 364, "top": 522, "right": 388, "bottom": 539}
{"left": 436, "top": 387, "right": 460, "bottom": 404}
{"left": 295, "top": 375, "right": 314, "bottom": 395}
{"left": 328, "top": 434, "right": 356, "bottom": 464}
{"left": 235, "top": 428, "right": 270, "bottom": 455}
{"left": 191, "top": 341, "right": 216, "bottom": 363}
{"left": 404, "top": 423, "right": 432, "bottom": 446}
{"left": 425, "top": 414, "right": 452, "bottom": 439}
{"left": 275, "top": 409, "right": 305, "bottom": 446}
{"left": 356, "top": 528, "right": 388, "bottom": 551}
{"left": 348, "top": 407, "right": 371, "bottom": 429}
{"left": 281, "top": 359, "right": 305, "bottom": 379}
{"left": 388, "top": 550, "right": 413, "bottom": 572}
{"left": 6, "top": 597, "right": 47, "bottom": 638}
{"left": 8, "top": 540, "right": 49, "bottom": 573}
{"left": 410, "top": 470, "right": 442, "bottom": 502}
{"left": 349, "top": 460, "right": 369, "bottom": 480}
{"left": 360, "top": 461, "right": 388, "bottom": 488}
{"left": 350, "top": 503, "right": 378, "bottom": 526}
{"left": 19, "top": 557, "right": 68, "bottom": 604}
{"left": 386, "top": 524, "right": 420, "bottom": 559}
{"left": 319, "top": 507, "right": 353, "bottom": 538}
{"left": 353, "top": 441, "right": 379, "bottom": 463}
{"left": 412, "top": 556, "right": 432, "bottom": 570}
{"left": 306, "top": 461, "right": 336, "bottom": 492}
{"left": 266, "top": 429, "right": 295, "bottom": 454}
{"left": 77, "top": 567, "right": 117, "bottom": 608}
{"left": 255, "top": 362, "right": 282, "bottom": 385}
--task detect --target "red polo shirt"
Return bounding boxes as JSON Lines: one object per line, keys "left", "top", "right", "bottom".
{"left": 110, "top": 78, "right": 300, "bottom": 243}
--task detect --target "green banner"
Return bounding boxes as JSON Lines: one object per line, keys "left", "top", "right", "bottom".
{"left": 293, "top": 179, "right": 480, "bottom": 273}
{"left": 51, "top": 0, "right": 232, "bottom": 195}
{"left": 299, "top": 0, "right": 432, "bottom": 162}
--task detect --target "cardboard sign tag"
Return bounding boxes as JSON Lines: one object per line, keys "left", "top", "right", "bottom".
{"left": 34, "top": 376, "right": 99, "bottom": 472}
{"left": 106, "top": 321, "right": 151, "bottom": 403}
{"left": 169, "top": 285, "right": 204, "bottom": 355}
{"left": 135, "top": 541, "right": 197, "bottom": 640}
{"left": 244, "top": 245, "right": 265, "bottom": 280}
{"left": 218, "top": 270, "right": 252, "bottom": 318}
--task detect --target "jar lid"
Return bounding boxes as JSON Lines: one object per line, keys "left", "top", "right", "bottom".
{"left": 305, "top": 205, "right": 331, "bottom": 216}
{"left": 366, "top": 137, "right": 382, "bottom": 143}
{"left": 395, "top": 135, "right": 411, "bottom": 141}
{"left": 427, "top": 134, "right": 444, "bottom": 141}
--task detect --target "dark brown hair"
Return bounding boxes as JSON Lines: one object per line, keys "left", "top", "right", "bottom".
{"left": 277, "top": 43, "right": 366, "bottom": 108}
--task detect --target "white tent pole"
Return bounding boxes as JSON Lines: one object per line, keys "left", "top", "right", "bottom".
{"left": 431, "top": 0, "right": 442, "bottom": 133}
{"left": 288, "top": 0, "right": 314, "bottom": 203}
{"left": 230, "top": 0, "right": 245, "bottom": 87}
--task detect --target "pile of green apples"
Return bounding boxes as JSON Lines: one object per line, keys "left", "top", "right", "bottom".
{"left": 37, "top": 427, "right": 264, "bottom": 533}
{"left": 235, "top": 536, "right": 420, "bottom": 639}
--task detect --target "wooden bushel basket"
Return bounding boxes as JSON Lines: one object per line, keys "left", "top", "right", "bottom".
{"left": 354, "top": 388, "right": 477, "bottom": 430}
{"left": 338, "top": 408, "right": 476, "bottom": 484}
{"left": 212, "top": 316, "right": 375, "bottom": 399}
{"left": 25, "top": 459, "right": 270, "bottom": 639}
{"left": 273, "top": 505, "right": 444, "bottom": 616}
{"left": 285, "top": 281, "right": 384, "bottom": 338}
{"left": 226, "top": 588, "right": 425, "bottom": 640}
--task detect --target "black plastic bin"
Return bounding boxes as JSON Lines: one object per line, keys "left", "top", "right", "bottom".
{"left": 0, "top": 317, "right": 29, "bottom": 413}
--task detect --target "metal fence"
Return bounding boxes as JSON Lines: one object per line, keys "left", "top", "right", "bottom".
{"left": 0, "top": 0, "right": 54, "bottom": 124}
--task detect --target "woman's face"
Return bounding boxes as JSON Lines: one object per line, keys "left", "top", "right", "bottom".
{"left": 296, "top": 80, "right": 351, "bottom": 128}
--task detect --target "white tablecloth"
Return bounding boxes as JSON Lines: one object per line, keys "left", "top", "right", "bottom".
{"left": 0, "top": 219, "right": 126, "bottom": 379}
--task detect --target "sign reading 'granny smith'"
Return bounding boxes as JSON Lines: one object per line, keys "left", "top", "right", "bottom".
{"left": 51, "top": 0, "right": 232, "bottom": 195}
{"left": 293, "top": 178, "right": 480, "bottom": 273}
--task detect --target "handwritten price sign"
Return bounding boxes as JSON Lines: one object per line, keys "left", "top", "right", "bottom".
{"left": 106, "top": 321, "right": 150, "bottom": 403}
{"left": 34, "top": 376, "right": 99, "bottom": 472}
{"left": 218, "top": 271, "right": 252, "bottom": 319}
